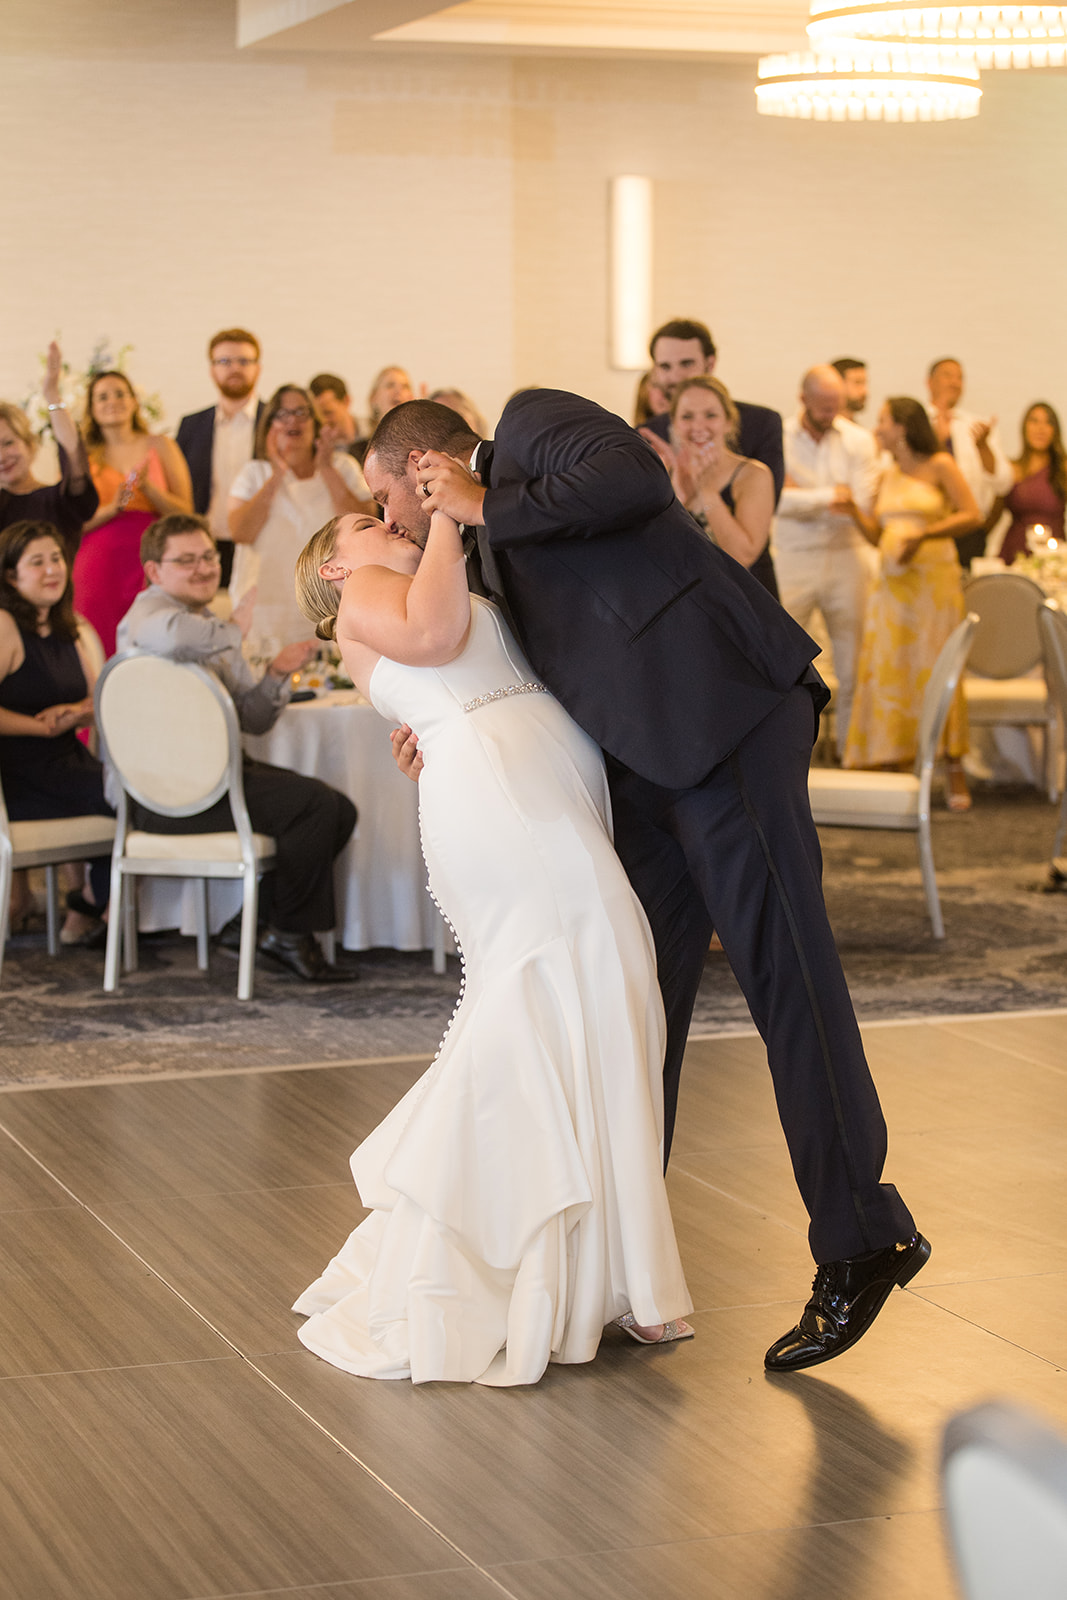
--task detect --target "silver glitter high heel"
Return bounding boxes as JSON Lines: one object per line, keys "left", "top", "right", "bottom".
{"left": 616, "top": 1313, "right": 694, "bottom": 1345}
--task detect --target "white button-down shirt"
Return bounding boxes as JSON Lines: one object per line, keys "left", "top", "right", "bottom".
{"left": 926, "top": 405, "right": 1013, "bottom": 518}
{"left": 208, "top": 395, "right": 259, "bottom": 542}
{"left": 775, "top": 414, "right": 878, "bottom": 552}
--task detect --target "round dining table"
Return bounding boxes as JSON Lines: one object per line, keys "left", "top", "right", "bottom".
{"left": 136, "top": 689, "right": 447, "bottom": 961}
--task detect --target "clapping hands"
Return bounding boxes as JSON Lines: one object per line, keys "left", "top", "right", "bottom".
{"left": 266, "top": 425, "right": 291, "bottom": 479}
{"left": 34, "top": 701, "right": 88, "bottom": 737}
{"left": 268, "top": 640, "right": 317, "bottom": 679}
{"left": 42, "top": 340, "right": 64, "bottom": 407}
{"left": 315, "top": 424, "right": 343, "bottom": 471}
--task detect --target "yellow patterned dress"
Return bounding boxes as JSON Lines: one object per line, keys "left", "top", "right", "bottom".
{"left": 843, "top": 462, "right": 968, "bottom": 769}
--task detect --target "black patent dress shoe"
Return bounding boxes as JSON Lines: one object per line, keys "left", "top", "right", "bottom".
{"left": 213, "top": 912, "right": 256, "bottom": 952}
{"left": 257, "top": 927, "right": 358, "bottom": 983}
{"left": 765, "top": 1233, "right": 931, "bottom": 1373}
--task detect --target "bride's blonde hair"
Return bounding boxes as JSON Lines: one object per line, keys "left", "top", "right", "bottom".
{"left": 296, "top": 518, "right": 343, "bottom": 641}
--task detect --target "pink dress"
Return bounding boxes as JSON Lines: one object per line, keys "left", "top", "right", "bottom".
{"left": 73, "top": 449, "right": 168, "bottom": 654}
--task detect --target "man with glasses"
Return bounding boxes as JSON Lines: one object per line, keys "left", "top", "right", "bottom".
{"left": 114, "top": 513, "right": 357, "bottom": 982}
{"left": 176, "top": 329, "right": 266, "bottom": 589}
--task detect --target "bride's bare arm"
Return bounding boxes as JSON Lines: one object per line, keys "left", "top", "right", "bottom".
{"left": 336, "top": 511, "right": 471, "bottom": 667}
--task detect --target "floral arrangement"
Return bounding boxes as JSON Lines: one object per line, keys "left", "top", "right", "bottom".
{"left": 22, "top": 337, "right": 164, "bottom": 438}
{"left": 1014, "top": 541, "right": 1067, "bottom": 601}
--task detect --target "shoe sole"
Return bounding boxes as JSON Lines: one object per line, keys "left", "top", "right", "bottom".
{"left": 766, "top": 1235, "right": 931, "bottom": 1374}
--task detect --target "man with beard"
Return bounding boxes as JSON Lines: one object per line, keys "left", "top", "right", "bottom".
{"left": 366, "top": 393, "right": 928, "bottom": 1375}
{"left": 640, "top": 317, "right": 784, "bottom": 501}
{"left": 831, "top": 357, "right": 870, "bottom": 422}
{"left": 176, "top": 329, "right": 266, "bottom": 588}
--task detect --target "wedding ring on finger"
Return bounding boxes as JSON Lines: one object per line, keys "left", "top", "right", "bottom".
{"left": 422, "top": 483, "right": 432, "bottom": 497}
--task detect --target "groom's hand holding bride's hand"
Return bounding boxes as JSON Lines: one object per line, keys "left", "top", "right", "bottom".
{"left": 416, "top": 451, "right": 486, "bottom": 525}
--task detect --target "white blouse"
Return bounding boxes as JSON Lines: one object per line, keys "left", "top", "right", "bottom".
{"left": 229, "top": 453, "right": 369, "bottom": 654}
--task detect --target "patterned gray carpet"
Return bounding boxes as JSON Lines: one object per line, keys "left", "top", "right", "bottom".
{"left": 3, "top": 787, "right": 1065, "bottom": 1088}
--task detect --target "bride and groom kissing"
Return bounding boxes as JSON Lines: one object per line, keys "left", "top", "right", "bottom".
{"left": 290, "top": 386, "right": 928, "bottom": 1387}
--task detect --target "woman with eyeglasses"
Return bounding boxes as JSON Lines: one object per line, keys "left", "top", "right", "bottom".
{"left": 228, "top": 384, "right": 373, "bottom": 655}
{"left": 0, "top": 519, "right": 112, "bottom": 944}
{"left": 73, "top": 369, "right": 193, "bottom": 653}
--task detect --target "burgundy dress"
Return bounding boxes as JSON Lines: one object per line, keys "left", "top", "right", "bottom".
{"left": 1000, "top": 466, "right": 1066, "bottom": 565}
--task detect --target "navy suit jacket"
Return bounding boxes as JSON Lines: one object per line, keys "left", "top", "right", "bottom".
{"left": 475, "top": 389, "right": 820, "bottom": 790}
{"left": 175, "top": 402, "right": 267, "bottom": 517}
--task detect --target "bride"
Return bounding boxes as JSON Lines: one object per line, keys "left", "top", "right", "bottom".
{"left": 292, "top": 509, "right": 691, "bottom": 1386}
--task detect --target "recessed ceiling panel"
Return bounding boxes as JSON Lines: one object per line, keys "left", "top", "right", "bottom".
{"left": 238, "top": 0, "right": 812, "bottom": 57}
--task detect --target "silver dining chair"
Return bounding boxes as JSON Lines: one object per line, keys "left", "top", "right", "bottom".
{"left": 1037, "top": 600, "right": 1067, "bottom": 878}
{"left": 0, "top": 769, "right": 116, "bottom": 983}
{"left": 942, "top": 1401, "right": 1067, "bottom": 1600}
{"left": 95, "top": 651, "right": 276, "bottom": 1001}
{"left": 962, "top": 570, "right": 1058, "bottom": 799}
{"left": 73, "top": 612, "right": 106, "bottom": 756}
{"left": 807, "top": 613, "right": 978, "bottom": 939}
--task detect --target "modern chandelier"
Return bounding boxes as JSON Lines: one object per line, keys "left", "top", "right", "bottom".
{"left": 807, "top": 4, "right": 1067, "bottom": 67}
{"left": 756, "top": 2, "right": 1067, "bottom": 119}
{"left": 756, "top": 40, "right": 981, "bottom": 118}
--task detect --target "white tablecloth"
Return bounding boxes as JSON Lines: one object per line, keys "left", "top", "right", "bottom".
{"left": 137, "top": 690, "right": 443, "bottom": 952}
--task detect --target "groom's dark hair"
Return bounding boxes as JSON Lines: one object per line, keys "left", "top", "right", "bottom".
{"left": 368, "top": 400, "right": 481, "bottom": 476}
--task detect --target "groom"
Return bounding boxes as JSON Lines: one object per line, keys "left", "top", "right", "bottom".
{"left": 363, "top": 389, "right": 928, "bottom": 1373}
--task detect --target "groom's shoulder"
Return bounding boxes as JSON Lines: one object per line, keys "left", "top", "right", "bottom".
{"left": 498, "top": 386, "right": 635, "bottom": 439}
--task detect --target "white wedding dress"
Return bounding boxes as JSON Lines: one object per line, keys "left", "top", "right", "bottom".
{"left": 293, "top": 597, "right": 691, "bottom": 1386}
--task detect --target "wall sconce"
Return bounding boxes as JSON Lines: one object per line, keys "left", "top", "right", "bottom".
{"left": 609, "top": 175, "right": 653, "bottom": 370}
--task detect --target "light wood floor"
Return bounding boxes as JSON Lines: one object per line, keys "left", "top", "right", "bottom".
{"left": 1, "top": 1011, "right": 1065, "bottom": 1599}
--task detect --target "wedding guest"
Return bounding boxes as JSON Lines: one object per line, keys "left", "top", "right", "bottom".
{"left": 640, "top": 318, "right": 785, "bottom": 500}
{"left": 0, "top": 343, "right": 98, "bottom": 551}
{"left": 842, "top": 397, "right": 980, "bottom": 811}
{"left": 662, "top": 376, "right": 778, "bottom": 596}
{"left": 176, "top": 328, "right": 265, "bottom": 590}
{"left": 831, "top": 357, "right": 869, "bottom": 421}
{"left": 117, "top": 514, "right": 357, "bottom": 983}
{"left": 309, "top": 373, "right": 365, "bottom": 462}
{"left": 925, "top": 357, "right": 1012, "bottom": 568}
{"left": 632, "top": 370, "right": 671, "bottom": 428}
{"left": 429, "top": 388, "right": 489, "bottom": 438}
{"left": 366, "top": 367, "right": 414, "bottom": 432}
{"left": 74, "top": 371, "right": 193, "bottom": 654}
{"left": 775, "top": 365, "right": 879, "bottom": 756}
{"left": 228, "top": 385, "right": 372, "bottom": 654}
{"left": 994, "top": 402, "right": 1067, "bottom": 565}
{"left": 0, "top": 520, "right": 112, "bottom": 944}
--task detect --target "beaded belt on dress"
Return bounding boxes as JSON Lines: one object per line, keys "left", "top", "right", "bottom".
{"left": 463, "top": 682, "right": 548, "bottom": 713}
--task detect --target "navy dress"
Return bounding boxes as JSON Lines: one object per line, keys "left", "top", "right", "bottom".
{"left": 0, "top": 445, "right": 99, "bottom": 556}
{"left": 0, "top": 627, "right": 112, "bottom": 904}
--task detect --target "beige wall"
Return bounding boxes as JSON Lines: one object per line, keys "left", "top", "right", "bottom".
{"left": 5, "top": 1, "right": 1066, "bottom": 454}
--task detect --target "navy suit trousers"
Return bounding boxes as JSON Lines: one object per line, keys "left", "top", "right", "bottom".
{"left": 607, "top": 684, "right": 915, "bottom": 1265}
